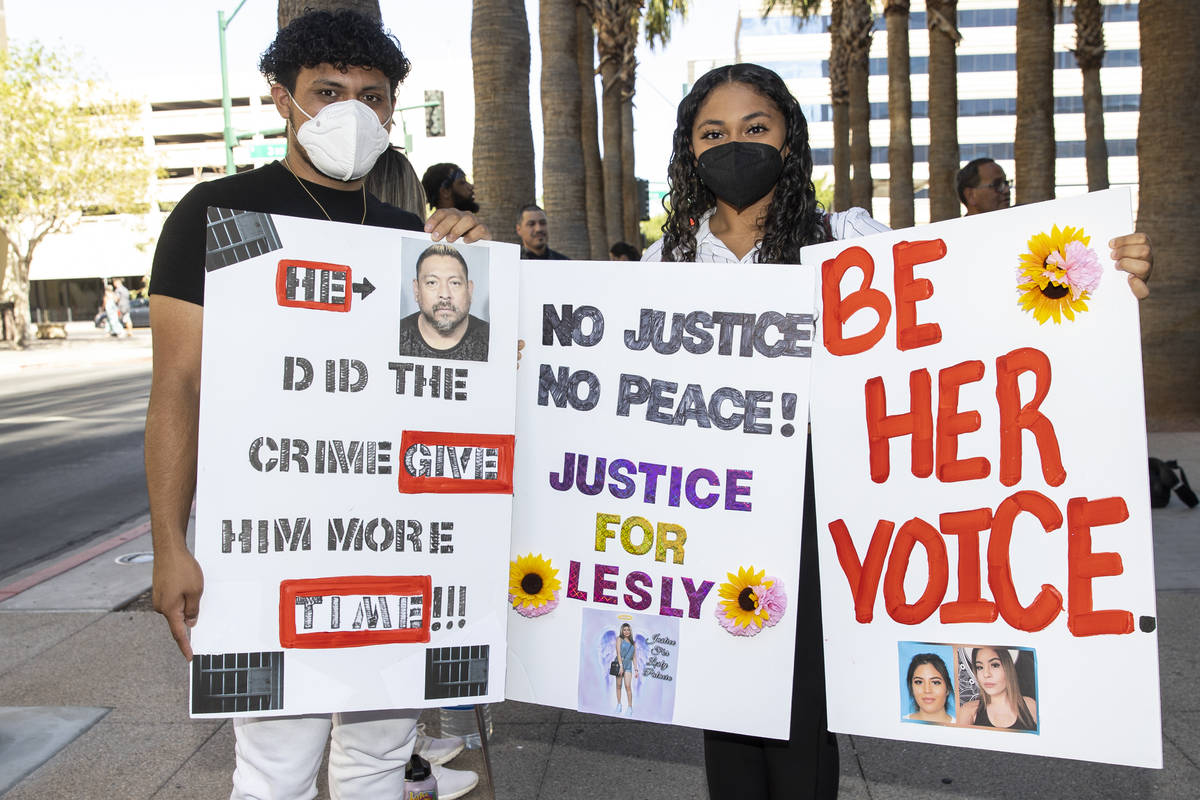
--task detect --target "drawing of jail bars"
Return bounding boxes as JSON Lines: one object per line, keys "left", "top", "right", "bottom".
{"left": 191, "top": 651, "right": 284, "bottom": 715}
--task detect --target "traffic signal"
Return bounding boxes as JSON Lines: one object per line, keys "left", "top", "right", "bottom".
{"left": 425, "top": 90, "right": 445, "bottom": 137}
{"left": 637, "top": 178, "right": 649, "bottom": 221}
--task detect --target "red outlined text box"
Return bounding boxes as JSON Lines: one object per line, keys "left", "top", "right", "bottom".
{"left": 278, "top": 575, "right": 431, "bottom": 649}
{"left": 397, "top": 431, "right": 515, "bottom": 495}
{"left": 275, "top": 259, "right": 352, "bottom": 312}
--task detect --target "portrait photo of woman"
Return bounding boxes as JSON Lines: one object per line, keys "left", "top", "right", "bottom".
{"left": 904, "top": 652, "right": 955, "bottom": 725}
{"left": 897, "top": 642, "right": 956, "bottom": 726}
{"left": 956, "top": 646, "right": 1038, "bottom": 733}
{"left": 614, "top": 622, "right": 638, "bottom": 716}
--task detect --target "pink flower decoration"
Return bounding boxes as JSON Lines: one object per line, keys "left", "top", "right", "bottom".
{"left": 714, "top": 604, "right": 760, "bottom": 636}
{"left": 510, "top": 594, "right": 558, "bottom": 618}
{"left": 756, "top": 578, "right": 788, "bottom": 628}
{"left": 1047, "top": 241, "right": 1103, "bottom": 300}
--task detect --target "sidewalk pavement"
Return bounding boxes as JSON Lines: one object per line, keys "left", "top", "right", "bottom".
{"left": 0, "top": 321, "right": 152, "bottom": 378}
{"left": 1, "top": 332, "right": 1198, "bottom": 798}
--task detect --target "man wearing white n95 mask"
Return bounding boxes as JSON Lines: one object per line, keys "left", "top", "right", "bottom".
{"left": 146, "top": 10, "right": 486, "bottom": 800}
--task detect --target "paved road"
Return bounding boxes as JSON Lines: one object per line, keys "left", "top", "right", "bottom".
{"left": 0, "top": 362, "right": 151, "bottom": 581}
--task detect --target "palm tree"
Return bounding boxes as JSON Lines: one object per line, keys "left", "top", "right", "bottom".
{"left": 1137, "top": 0, "right": 1200, "bottom": 428}
{"left": 1014, "top": 0, "right": 1055, "bottom": 204}
{"left": 884, "top": 0, "right": 913, "bottom": 229}
{"left": 277, "top": 0, "right": 380, "bottom": 26}
{"left": 577, "top": 0, "right": 609, "bottom": 258}
{"left": 926, "top": 0, "right": 960, "bottom": 221}
{"left": 759, "top": 2, "right": 837, "bottom": 204}
{"left": 472, "top": 0, "right": 536, "bottom": 243}
{"left": 594, "top": 0, "right": 638, "bottom": 247}
{"left": 1070, "top": 0, "right": 1108, "bottom": 191}
{"left": 829, "top": 1, "right": 851, "bottom": 211}
{"left": 541, "top": 0, "right": 590, "bottom": 257}
{"left": 844, "top": 0, "right": 874, "bottom": 214}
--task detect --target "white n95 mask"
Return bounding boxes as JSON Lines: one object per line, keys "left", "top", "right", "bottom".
{"left": 289, "top": 93, "right": 391, "bottom": 182}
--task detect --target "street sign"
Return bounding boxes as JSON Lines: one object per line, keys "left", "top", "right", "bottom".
{"left": 250, "top": 142, "right": 287, "bottom": 160}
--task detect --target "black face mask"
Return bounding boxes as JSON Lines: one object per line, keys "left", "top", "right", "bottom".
{"left": 696, "top": 141, "right": 784, "bottom": 211}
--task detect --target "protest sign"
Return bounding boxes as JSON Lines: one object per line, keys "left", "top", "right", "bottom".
{"left": 805, "top": 189, "right": 1161, "bottom": 767}
{"left": 190, "top": 208, "right": 518, "bottom": 717}
{"left": 505, "top": 260, "right": 816, "bottom": 738}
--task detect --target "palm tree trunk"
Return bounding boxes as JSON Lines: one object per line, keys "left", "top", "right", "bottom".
{"left": 845, "top": 0, "right": 874, "bottom": 214}
{"left": 541, "top": 0, "right": 590, "bottom": 258}
{"left": 277, "top": 0, "right": 380, "bottom": 27}
{"left": 1073, "top": 0, "right": 1108, "bottom": 191}
{"left": 472, "top": 0, "right": 536, "bottom": 243}
{"left": 1015, "top": 0, "right": 1055, "bottom": 204}
{"left": 578, "top": 1, "right": 609, "bottom": 259}
{"left": 621, "top": 92, "right": 638, "bottom": 243}
{"left": 926, "top": 0, "right": 960, "bottom": 221}
{"left": 595, "top": 0, "right": 631, "bottom": 247}
{"left": 829, "top": 0, "right": 851, "bottom": 212}
{"left": 1137, "top": 0, "right": 1200, "bottom": 428}
{"left": 618, "top": 10, "right": 639, "bottom": 245}
{"left": 885, "top": 0, "right": 913, "bottom": 228}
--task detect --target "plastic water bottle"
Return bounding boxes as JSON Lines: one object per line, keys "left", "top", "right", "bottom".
{"left": 404, "top": 753, "right": 438, "bottom": 800}
{"left": 438, "top": 703, "right": 492, "bottom": 749}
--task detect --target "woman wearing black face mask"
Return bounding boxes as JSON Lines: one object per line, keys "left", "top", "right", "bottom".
{"left": 643, "top": 62, "right": 884, "bottom": 800}
{"left": 643, "top": 62, "right": 886, "bottom": 267}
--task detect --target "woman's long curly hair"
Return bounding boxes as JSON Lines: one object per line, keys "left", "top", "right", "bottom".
{"left": 659, "top": 63, "right": 827, "bottom": 263}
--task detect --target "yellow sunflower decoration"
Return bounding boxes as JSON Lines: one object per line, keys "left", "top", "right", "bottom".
{"left": 509, "top": 553, "right": 562, "bottom": 618}
{"left": 715, "top": 565, "right": 787, "bottom": 637}
{"left": 1016, "top": 224, "right": 1104, "bottom": 324}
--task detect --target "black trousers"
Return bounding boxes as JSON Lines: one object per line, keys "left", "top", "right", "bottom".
{"left": 703, "top": 443, "right": 839, "bottom": 800}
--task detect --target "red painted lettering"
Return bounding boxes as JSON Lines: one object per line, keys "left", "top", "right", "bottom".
{"left": 1067, "top": 496, "right": 1134, "bottom": 636}
{"left": 821, "top": 246, "right": 891, "bottom": 356}
{"left": 996, "top": 347, "right": 1066, "bottom": 487}
{"left": 988, "top": 491, "right": 1064, "bottom": 632}
{"left": 829, "top": 518, "right": 895, "bottom": 623}
{"left": 892, "top": 239, "right": 946, "bottom": 351}
{"left": 936, "top": 360, "right": 990, "bottom": 482}
{"left": 865, "top": 370, "right": 934, "bottom": 483}
{"left": 883, "top": 517, "right": 949, "bottom": 624}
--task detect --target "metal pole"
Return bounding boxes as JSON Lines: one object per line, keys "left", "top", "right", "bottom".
{"left": 219, "top": 10, "right": 235, "bottom": 174}
{"left": 218, "top": 1, "right": 249, "bottom": 175}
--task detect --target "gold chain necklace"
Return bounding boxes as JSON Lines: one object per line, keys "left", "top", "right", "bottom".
{"left": 281, "top": 156, "right": 366, "bottom": 224}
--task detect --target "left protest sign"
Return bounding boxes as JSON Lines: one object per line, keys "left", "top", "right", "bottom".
{"left": 189, "top": 208, "right": 518, "bottom": 717}
{"left": 505, "top": 259, "right": 816, "bottom": 738}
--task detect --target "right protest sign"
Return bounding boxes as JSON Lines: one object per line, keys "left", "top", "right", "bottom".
{"left": 804, "top": 189, "right": 1161, "bottom": 767}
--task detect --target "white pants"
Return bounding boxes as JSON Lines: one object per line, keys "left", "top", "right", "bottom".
{"left": 230, "top": 709, "right": 418, "bottom": 800}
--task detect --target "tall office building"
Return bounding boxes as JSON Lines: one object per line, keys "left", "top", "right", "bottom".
{"left": 736, "top": 0, "right": 1140, "bottom": 226}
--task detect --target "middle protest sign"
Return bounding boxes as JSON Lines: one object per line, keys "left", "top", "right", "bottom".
{"left": 804, "top": 189, "right": 1161, "bottom": 767}
{"left": 506, "top": 259, "right": 816, "bottom": 738}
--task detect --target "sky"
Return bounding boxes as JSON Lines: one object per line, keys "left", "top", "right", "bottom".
{"left": 5, "top": 0, "right": 740, "bottom": 190}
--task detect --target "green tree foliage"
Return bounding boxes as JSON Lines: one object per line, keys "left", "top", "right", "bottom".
{"left": 0, "top": 44, "right": 151, "bottom": 345}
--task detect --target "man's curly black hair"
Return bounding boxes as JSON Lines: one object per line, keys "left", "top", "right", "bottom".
{"left": 659, "top": 63, "right": 828, "bottom": 264}
{"left": 259, "top": 10, "right": 411, "bottom": 95}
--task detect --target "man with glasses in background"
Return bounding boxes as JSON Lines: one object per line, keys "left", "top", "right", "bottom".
{"left": 957, "top": 157, "right": 1012, "bottom": 216}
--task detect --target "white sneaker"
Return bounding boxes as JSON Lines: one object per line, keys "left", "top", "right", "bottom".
{"left": 615, "top": 704, "right": 622, "bottom": 714}
{"left": 414, "top": 723, "right": 466, "bottom": 766}
{"left": 431, "top": 763, "right": 479, "bottom": 800}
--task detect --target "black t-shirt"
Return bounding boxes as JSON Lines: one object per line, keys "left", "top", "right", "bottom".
{"left": 151, "top": 161, "right": 423, "bottom": 306}
{"left": 397, "top": 312, "right": 491, "bottom": 362}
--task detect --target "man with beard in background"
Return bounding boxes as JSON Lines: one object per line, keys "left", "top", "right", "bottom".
{"left": 398, "top": 242, "right": 490, "bottom": 361}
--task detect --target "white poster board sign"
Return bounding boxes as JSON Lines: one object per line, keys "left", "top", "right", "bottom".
{"left": 805, "top": 189, "right": 1161, "bottom": 767}
{"left": 191, "top": 209, "right": 518, "bottom": 717}
{"left": 505, "top": 260, "right": 816, "bottom": 738}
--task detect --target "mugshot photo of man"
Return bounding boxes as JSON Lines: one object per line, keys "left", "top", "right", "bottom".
{"left": 398, "top": 242, "right": 490, "bottom": 361}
